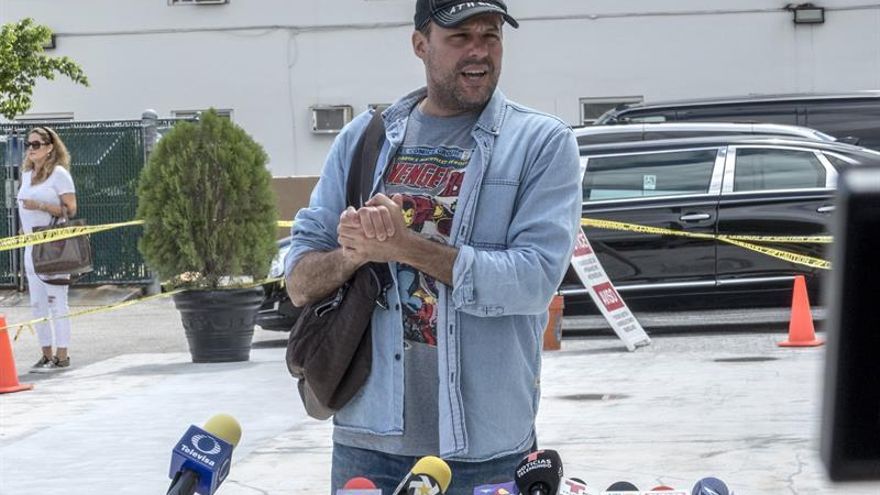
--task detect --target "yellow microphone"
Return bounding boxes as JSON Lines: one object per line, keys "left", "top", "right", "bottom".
{"left": 392, "top": 455, "right": 452, "bottom": 495}
{"left": 203, "top": 413, "right": 242, "bottom": 448}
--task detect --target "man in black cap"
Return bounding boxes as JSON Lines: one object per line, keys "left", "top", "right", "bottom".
{"left": 285, "top": 1, "right": 582, "bottom": 493}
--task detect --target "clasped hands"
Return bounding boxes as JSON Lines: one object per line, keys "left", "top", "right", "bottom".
{"left": 338, "top": 193, "right": 411, "bottom": 265}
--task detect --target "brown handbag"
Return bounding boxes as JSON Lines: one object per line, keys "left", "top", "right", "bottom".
{"left": 31, "top": 211, "right": 94, "bottom": 286}
{"left": 285, "top": 110, "right": 390, "bottom": 419}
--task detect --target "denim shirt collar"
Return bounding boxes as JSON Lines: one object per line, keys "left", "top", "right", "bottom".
{"left": 383, "top": 86, "right": 507, "bottom": 141}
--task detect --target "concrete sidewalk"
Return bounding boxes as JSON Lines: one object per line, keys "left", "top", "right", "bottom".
{"left": 2, "top": 332, "right": 879, "bottom": 494}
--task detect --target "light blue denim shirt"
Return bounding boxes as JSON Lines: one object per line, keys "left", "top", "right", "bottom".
{"left": 285, "top": 87, "right": 581, "bottom": 460}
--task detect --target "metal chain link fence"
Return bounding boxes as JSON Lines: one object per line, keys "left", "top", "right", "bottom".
{"left": 0, "top": 117, "right": 191, "bottom": 288}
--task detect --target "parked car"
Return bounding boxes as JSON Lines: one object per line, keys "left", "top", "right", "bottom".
{"left": 575, "top": 122, "right": 836, "bottom": 146}
{"left": 593, "top": 91, "right": 880, "bottom": 151}
{"left": 257, "top": 135, "right": 880, "bottom": 327}
{"left": 561, "top": 135, "right": 880, "bottom": 315}
{"left": 256, "top": 236, "right": 300, "bottom": 331}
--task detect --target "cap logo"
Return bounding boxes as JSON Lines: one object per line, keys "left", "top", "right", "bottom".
{"left": 447, "top": 2, "right": 497, "bottom": 15}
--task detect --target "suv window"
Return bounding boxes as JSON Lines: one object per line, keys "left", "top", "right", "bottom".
{"left": 576, "top": 130, "right": 645, "bottom": 146}
{"left": 733, "top": 148, "right": 826, "bottom": 192}
{"left": 676, "top": 103, "right": 798, "bottom": 125}
{"left": 806, "top": 101, "right": 880, "bottom": 150}
{"left": 583, "top": 149, "right": 718, "bottom": 201}
{"left": 824, "top": 153, "right": 853, "bottom": 170}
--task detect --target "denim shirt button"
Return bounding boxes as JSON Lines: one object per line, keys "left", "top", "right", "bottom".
{"left": 394, "top": 353, "right": 401, "bottom": 361}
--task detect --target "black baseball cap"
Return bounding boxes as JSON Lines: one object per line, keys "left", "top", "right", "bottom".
{"left": 415, "top": 0, "right": 519, "bottom": 30}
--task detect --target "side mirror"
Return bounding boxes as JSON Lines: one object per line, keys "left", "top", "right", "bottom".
{"left": 838, "top": 136, "right": 861, "bottom": 145}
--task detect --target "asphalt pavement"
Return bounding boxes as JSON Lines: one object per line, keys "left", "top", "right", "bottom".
{"left": 1, "top": 288, "right": 879, "bottom": 494}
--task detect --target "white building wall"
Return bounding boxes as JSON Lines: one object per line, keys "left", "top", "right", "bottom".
{"left": 1, "top": 0, "right": 878, "bottom": 176}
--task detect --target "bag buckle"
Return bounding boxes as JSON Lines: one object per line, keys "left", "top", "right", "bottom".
{"left": 367, "top": 267, "right": 390, "bottom": 310}
{"left": 313, "top": 283, "right": 348, "bottom": 318}
{"left": 375, "top": 286, "right": 389, "bottom": 310}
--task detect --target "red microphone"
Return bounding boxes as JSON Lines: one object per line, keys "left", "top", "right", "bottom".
{"left": 338, "top": 476, "right": 382, "bottom": 495}
{"left": 343, "top": 477, "right": 378, "bottom": 490}
{"left": 644, "top": 486, "right": 687, "bottom": 495}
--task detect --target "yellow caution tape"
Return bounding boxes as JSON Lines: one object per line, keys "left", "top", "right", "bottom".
{"left": 717, "top": 234, "right": 832, "bottom": 244}
{"left": 2, "top": 277, "right": 284, "bottom": 340}
{"left": 6, "top": 288, "right": 181, "bottom": 340}
{"left": 581, "top": 217, "right": 831, "bottom": 270}
{"left": 0, "top": 220, "right": 294, "bottom": 252}
{"left": 718, "top": 236, "right": 831, "bottom": 270}
{"left": 0, "top": 220, "right": 145, "bottom": 252}
{"left": 582, "top": 218, "right": 716, "bottom": 240}
{"left": 581, "top": 218, "right": 831, "bottom": 244}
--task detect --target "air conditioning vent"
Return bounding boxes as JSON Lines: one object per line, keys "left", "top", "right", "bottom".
{"left": 310, "top": 105, "right": 353, "bottom": 134}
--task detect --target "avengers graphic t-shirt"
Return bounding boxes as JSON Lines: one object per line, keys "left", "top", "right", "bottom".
{"left": 334, "top": 104, "right": 478, "bottom": 456}
{"left": 385, "top": 104, "right": 477, "bottom": 346}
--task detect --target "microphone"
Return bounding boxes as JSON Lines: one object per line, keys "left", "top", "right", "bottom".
{"left": 691, "top": 477, "right": 731, "bottom": 495}
{"left": 339, "top": 477, "right": 382, "bottom": 495}
{"left": 602, "top": 481, "right": 639, "bottom": 495}
{"left": 391, "top": 456, "right": 452, "bottom": 495}
{"left": 558, "top": 477, "right": 590, "bottom": 495}
{"left": 167, "top": 413, "right": 242, "bottom": 495}
{"left": 644, "top": 486, "right": 687, "bottom": 495}
{"left": 473, "top": 481, "right": 517, "bottom": 495}
{"left": 514, "top": 449, "right": 564, "bottom": 495}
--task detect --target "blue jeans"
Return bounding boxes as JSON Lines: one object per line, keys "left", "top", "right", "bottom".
{"left": 331, "top": 443, "right": 531, "bottom": 495}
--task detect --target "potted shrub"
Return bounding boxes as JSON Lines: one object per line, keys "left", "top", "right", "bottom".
{"left": 137, "top": 109, "right": 277, "bottom": 362}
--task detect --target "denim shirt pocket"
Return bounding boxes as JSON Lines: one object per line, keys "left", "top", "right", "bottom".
{"left": 469, "top": 179, "right": 519, "bottom": 249}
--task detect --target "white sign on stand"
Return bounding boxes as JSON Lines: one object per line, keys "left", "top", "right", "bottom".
{"left": 570, "top": 229, "right": 651, "bottom": 352}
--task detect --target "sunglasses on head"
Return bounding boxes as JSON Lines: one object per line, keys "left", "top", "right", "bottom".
{"left": 25, "top": 141, "right": 50, "bottom": 150}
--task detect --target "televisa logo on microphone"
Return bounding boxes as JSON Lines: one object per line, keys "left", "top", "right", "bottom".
{"left": 173, "top": 425, "right": 232, "bottom": 473}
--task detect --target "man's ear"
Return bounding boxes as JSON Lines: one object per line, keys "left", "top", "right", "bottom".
{"left": 412, "top": 30, "right": 428, "bottom": 60}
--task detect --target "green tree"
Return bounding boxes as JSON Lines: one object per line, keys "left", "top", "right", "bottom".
{"left": 137, "top": 109, "right": 278, "bottom": 289}
{"left": 0, "top": 18, "right": 89, "bottom": 120}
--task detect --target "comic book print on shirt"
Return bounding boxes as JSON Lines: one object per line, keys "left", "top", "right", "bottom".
{"left": 385, "top": 145, "right": 469, "bottom": 345}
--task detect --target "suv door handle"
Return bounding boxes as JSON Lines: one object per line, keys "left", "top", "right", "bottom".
{"left": 679, "top": 213, "right": 711, "bottom": 221}
{"left": 817, "top": 205, "right": 835, "bottom": 213}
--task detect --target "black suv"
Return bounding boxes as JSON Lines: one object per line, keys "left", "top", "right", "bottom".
{"left": 594, "top": 92, "right": 880, "bottom": 151}
{"left": 258, "top": 135, "right": 880, "bottom": 329}
{"left": 560, "top": 135, "right": 880, "bottom": 315}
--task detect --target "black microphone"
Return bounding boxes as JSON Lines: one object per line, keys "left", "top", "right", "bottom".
{"left": 391, "top": 456, "right": 452, "bottom": 495}
{"left": 514, "top": 449, "right": 564, "bottom": 495}
{"left": 603, "top": 481, "right": 639, "bottom": 495}
{"left": 691, "top": 477, "right": 731, "bottom": 495}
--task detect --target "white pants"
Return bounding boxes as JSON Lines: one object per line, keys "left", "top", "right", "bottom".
{"left": 24, "top": 246, "right": 72, "bottom": 348}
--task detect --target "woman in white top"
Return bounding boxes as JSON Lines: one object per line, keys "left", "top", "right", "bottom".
{"left": 17, "top": 127, "right": 78, "bottom": 372}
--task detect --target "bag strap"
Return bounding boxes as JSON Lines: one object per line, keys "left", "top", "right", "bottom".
{"left": 48, "top": 205, "right": 70, "bottom": 226}
{"left": 346, "top": 110, "right": 386, "bottom": 208}
{"left": 345, "top": 109, "right": 392, "bottom": 291}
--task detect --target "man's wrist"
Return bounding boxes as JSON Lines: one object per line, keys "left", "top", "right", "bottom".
{"left": 390, "top": 229, "right": 418, "bottom": 265}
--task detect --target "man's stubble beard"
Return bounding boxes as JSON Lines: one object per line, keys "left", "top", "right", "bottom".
{"left": 428, "top": 60, "right": 500, "bottom": 114}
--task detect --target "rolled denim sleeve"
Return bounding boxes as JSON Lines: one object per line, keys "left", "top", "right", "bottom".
{"left": 283, "top": 111, "right": 373, "bottom": 277}
{"left": 452, "top": 126, "right": 582, "bottom": 316}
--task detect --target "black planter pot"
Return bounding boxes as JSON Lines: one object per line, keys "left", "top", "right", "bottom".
{"left": 172, "top": 287, "right": 264, "bottom": 363}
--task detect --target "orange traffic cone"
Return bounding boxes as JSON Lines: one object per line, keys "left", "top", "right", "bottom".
{"left": 0, "top": 315, "right": 33, "bottom": 394}
{"left": 543, "top": 295, "right": 564, "bottom": 351}
{"left": 779, "top": 276, "right": 824, "bottom": 347}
